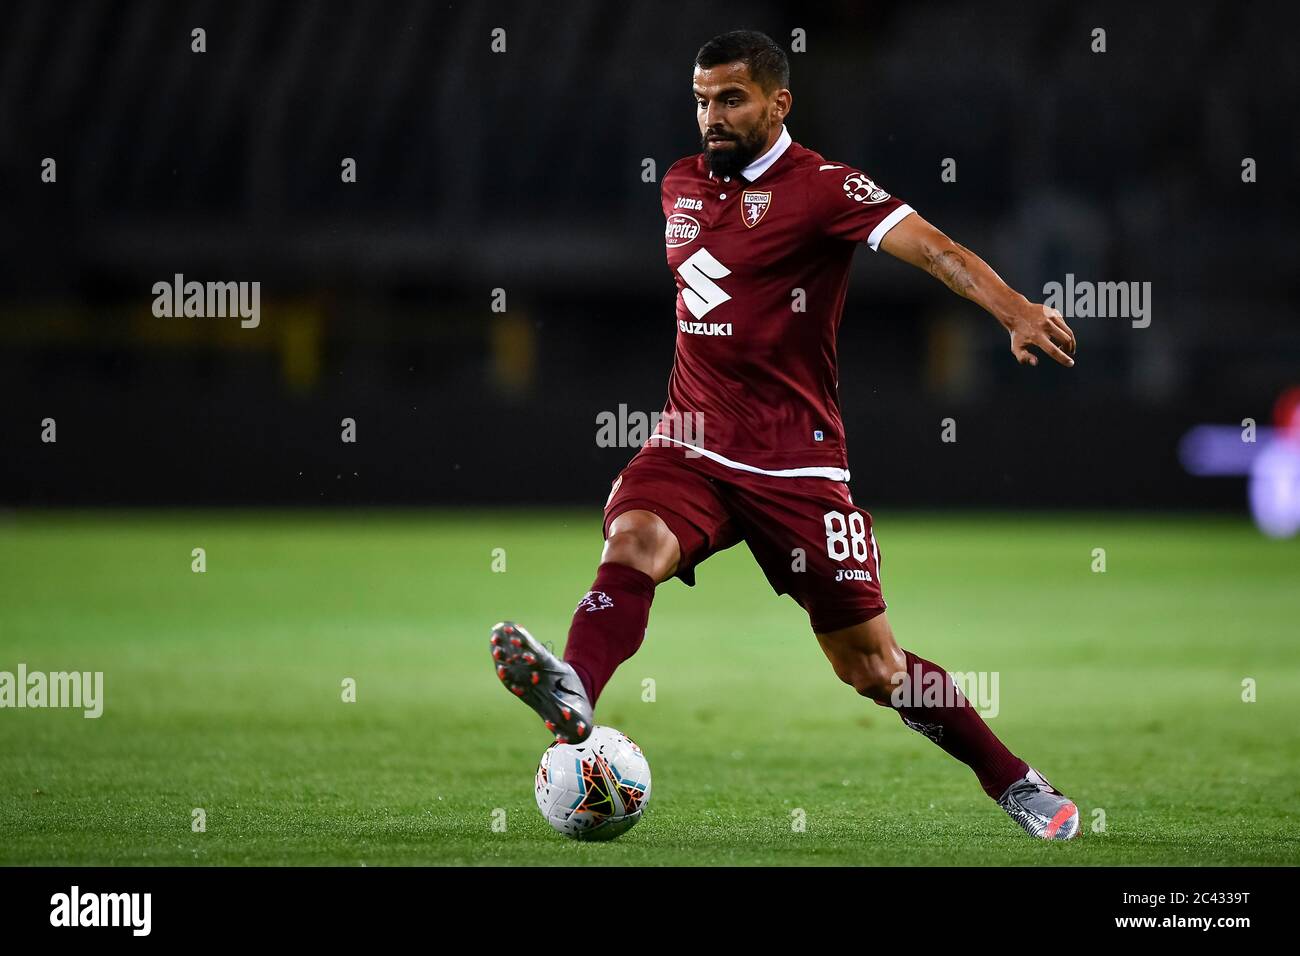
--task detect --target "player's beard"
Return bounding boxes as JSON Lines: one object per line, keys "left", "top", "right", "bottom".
{"left": 701, "top": 120, "right": 770, "bottom": 178}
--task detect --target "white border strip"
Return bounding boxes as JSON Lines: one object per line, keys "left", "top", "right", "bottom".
{"left": 867, "top": 204, "right": 915, "bottom": 251}
{"left": 870, "top": 529, "right": 882, "bottom": 584}
{"left": 647, "top": 435, "right": 850, "bottom": 482}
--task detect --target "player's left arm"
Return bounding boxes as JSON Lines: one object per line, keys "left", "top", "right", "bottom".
{"left": 879, "top": 213, "right": 1077, "bottom": 368}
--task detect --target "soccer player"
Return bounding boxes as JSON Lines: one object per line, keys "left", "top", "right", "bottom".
{"left": 492, "top": 30, "right": 1081, "bottom": 840}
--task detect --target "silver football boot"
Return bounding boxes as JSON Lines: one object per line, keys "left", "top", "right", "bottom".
{"left": 490, "top": 621, "right": 594, "bottom": 744}
{"left": 996, "top": 767, "right": 1080, "bottom": 840}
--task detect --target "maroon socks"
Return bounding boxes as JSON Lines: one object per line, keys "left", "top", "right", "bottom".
{"left": 892, "top": 650, "right": 1029, "bottom": 798}
{"left": 562, "top": 562, "right": 656, "bottom": 706}
{"left": 560, "top": 565, "right": 1025, "bottom": 801}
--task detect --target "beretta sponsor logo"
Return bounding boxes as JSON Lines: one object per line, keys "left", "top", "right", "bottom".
{"left": 665, "top": 213, "right": 701, "bottom": 248}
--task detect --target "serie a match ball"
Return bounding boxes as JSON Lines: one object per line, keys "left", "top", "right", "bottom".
{"left": 534, "top": 725, "right": 651, "bottom": 840}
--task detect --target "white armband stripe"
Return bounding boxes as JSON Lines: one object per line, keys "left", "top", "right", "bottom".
{"left": 867, "top": 204, "right": 915, "bottom": 251}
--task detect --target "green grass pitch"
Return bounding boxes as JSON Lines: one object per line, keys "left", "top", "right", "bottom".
{"left": 1, "top": 510, "right": 1297, "bottom": 866}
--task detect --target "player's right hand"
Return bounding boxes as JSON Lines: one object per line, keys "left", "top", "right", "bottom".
{"left": 1006, "top": 301, "right": 1076, "bottom": 368}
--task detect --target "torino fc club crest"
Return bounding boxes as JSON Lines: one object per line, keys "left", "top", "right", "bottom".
{"left": 741, "top": 190, "right": 771, "bottom": 228}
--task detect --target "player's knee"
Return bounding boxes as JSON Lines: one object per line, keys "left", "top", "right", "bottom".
{"left": 836, "top": 651, "right": 905, "bottom": 704}
{"left": 603, "top": 512, "right": 676, "bottom": 579}
{"left": 603, "top": 528, "right": 655, "bottom": 568}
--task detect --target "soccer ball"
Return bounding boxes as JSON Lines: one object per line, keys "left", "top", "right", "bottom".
{"left": 534, "top": 725, "right": 651, "bottom": 840}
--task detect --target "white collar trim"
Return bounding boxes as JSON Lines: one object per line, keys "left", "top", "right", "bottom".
{"left": 741, "top": 125, "right": 791, "bottom": 182}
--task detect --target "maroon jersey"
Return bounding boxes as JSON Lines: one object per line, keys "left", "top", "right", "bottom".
{"left": 653, "top": 126, "right": 914, "bottom": 480}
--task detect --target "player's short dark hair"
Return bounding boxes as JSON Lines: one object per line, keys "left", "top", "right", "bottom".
{"left": 695, "top": 30, "right": 789, "bottom": 93}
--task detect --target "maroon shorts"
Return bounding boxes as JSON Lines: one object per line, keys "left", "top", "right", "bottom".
{"left": 602, "top": 442, "right": 886, "bottom": 633}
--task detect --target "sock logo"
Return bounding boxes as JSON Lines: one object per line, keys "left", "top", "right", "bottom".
{"left": 576, "top": 590, "right": 614, "bottom": 613}
{"left": 901, "top": 716, "right": 945, "bottom": 743}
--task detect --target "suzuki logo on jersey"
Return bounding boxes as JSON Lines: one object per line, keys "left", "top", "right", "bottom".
{"left": 674, "top": 196, "right": 703, "bottom": 211}
{"left": 676, "top": 247, "right": 732, "bottom": 319}
{"left": 678, "top": 319, "right": 733, "bottom": 336}
{"left": 665, "top": 213, "right": 701, "bottom": 247}
{"left": 741, "top": 190, "right": 771, "bottom": 227}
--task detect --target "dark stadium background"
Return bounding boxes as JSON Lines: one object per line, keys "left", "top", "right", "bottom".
{"left": 2, "top": 0, "right": 1297, "bottom": 510}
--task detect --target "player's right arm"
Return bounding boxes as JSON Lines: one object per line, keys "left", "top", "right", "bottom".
{"left": 809, "top": 164, "right": 1076, "bottom": 368}
{"left": 879, "top": 212, "right": 1076, "bottom": 369}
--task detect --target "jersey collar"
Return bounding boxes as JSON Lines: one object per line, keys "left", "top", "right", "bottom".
{"left": 706, "top": 125, "right": 792, "bottom": 183}
{"left": 741, "top": 125, "right": 791, "bottom": 182}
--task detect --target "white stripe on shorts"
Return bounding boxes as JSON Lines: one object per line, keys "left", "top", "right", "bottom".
{"left": 645, "top": 435, "right": 850, "bottom": 482}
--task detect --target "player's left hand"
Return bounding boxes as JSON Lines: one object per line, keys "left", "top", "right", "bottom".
{"left": 1005, "top": 300, "right": 1076, "bottom": 368}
